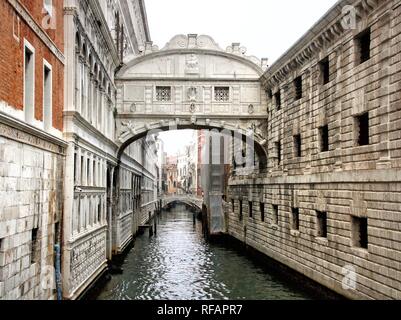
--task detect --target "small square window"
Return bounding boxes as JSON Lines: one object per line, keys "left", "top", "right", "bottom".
{"left": 31, "top": 228, "right": 39, "bottom": 264}
{"left": 294, "top": 134, "right": 301, "bottom": 158}
{"left": 355, "top": 113, "right": 369, "bottom": 146}
{"left": 260, "top": 203, "right": 265, "bottom": 222}
{"left": 272, "top": 205, "right": 279, "bottom": 225}
{"left": 291, "top": 208, "right": 300, "bottom": 231}
{"left": 319, "top": 125, "right": 329, "bottom": 152}
{"left": 0, "top": 238, "right": 4, "bottom": 251}
{"left": 214, "top": 87, "right": 230, "bottom": 102}
{"left": 249, "top": 201, "right": 253, "bottom": 218}
{"left": 352, "top": 216, "right": 368, "bottom": 249}
{"left": 316, "top": 211, "right": 328, "bottom": 238}
{"left": 294, "top": 76, "right": 303, "bottom": 101}
{"left": 275, "top": 141, "right": 281, "bottom": 165}
{"left": 320, "top": 57, "right": 330, "bottom": 85}
{"left": 274, "top": 90, "right": 281, "bottom": 110}
{"left": 156, "top": 86, "right": 171, "bottom": 102}
{"left": 355, "top": 28, "right": 371, "bottom": 65}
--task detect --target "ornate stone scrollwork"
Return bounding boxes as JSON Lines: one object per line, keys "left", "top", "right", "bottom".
{"left": 188, "top": 87, "right": 197, "bottom": 102}
{"left": 119, "top": 121, "right": 136, "bottom": 142}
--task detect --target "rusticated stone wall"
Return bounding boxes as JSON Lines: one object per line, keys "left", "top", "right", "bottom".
{"left": 228, "top": 0, "right": 401, "bottom": 300}
{"left": 0, "top": 118, "right": 65, "bottom": 300}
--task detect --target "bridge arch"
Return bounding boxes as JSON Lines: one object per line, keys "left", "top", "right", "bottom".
{"left": 161, "top": 195, "right": 203, "bottom": 212}
{"left": 116, "top": 122, "right": 268, "bottom": 169}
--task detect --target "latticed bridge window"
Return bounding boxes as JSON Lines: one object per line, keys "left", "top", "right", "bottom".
{"left": 156, "top": 86, "right": 172, "bottom": 102}
{"left": 214, "top": 87, "right": 230, "bottom": 102}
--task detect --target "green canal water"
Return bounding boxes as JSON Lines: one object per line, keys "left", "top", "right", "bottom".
{"left": 96, "top": 205, "right": 323, "bottom": 300}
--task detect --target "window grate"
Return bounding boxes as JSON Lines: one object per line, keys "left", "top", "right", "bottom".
{"left": 214, "top": 87, "right": 230, "bottom": 102}
{"left": 320, "top": 57, "right": 330, "bottom": 85}
{"left": 356, "top": 28, "right": 371, "bottom": 65}
{"left": 249, "top": 201, "right": 253, "bottom": 218}
{"left": 316, "top": 211, "right": 328, "bottom": 238}
{"left": 292, "top": 208, "right": 300, "bottom": 231}
{"left": 352, "top": 216, "right": 368, "bottom": 249}
{"left": 260, "top": 203, "right": 265, "bottom": 222}
{"left": 156, "top": 86, "right": 171, "bottom": 102}
{"left": 355, "top": 113, "right": 369, "bottom": 146}
{"left": 274, "top": 90, "right": 281, "bottom": 110}
{"left": 319, "top": 125, "right": 329, "bottom": 152}
{"left": 294, "top": 76, "right": 303, "bottom": 101}
{"left": 273, "top": 205, "right": 279, "bottom": 225}
{"left": 294, "top": 134, "right": 302, "bottom": 158}
{"left": 276, "top": 141, "right": 281, "bottom": 165}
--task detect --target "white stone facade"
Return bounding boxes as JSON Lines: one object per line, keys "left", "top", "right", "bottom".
{"left": 0, "top": 110, "right": 66, "bottom": 300}
{"left": 62, "top": 0, "right": 159, "bottom": 300}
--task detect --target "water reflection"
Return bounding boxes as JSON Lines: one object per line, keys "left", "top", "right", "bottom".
{"left": 97, "top": 205, "right": 313, "bottom": 300}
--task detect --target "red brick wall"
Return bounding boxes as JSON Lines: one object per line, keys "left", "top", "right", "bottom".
{"left": 0, "top": 0, "right": 64, "bottom": 131}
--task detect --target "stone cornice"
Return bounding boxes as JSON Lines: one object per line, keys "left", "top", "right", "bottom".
{"left": 0, "top": 111, "right": 67, "bottom": 155}
{"left": 120, "top": 153, "right": 155, "bottom": 179}
{"left": 8, "top": 0, "right": 65, "bottom": 64}
{"left": 261, "top": 0, "right": 381, "bottom": 88}
{"left": 64, "top": 111, "right": 118, "bottom": 150}
{"left": 116, "top": 76, "right": 262, "bottom": 82}
{"left": 230, "top": 167, "right": 401, "bottom": 185}
{"left": 118, "top": 47, "right": 265, "bottom": 78}
{"left": 138, "top": 0, "right": 151, "bottom": 42}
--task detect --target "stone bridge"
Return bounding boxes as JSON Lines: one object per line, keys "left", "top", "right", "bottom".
{"left": 114, "top": 34, "right": 269, "bottom": 166}
{"left": 161, "top": 194, "right": 203, "bottom": 212}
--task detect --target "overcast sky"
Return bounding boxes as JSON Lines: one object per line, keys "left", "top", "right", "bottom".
{"left": 147, "top": 0, "right": 338, "bottom": 154}
{"left": 146, "top": 0, "right": 338, "bottom": 62}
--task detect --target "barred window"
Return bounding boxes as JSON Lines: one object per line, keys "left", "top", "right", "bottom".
{"left": 294, "top": 76, "right": 303, "bottom": 101}
{"left": 156, "top": 86, "right": 171, "bottom": 102}
{"left": 214, "top": 87, "right": 230, "bottom": 102}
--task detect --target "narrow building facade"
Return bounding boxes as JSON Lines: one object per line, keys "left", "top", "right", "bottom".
{"left": 0, "top": 0, "right": 65, "bottom": 299}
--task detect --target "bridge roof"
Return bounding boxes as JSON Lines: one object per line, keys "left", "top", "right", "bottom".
{"left": 117, "top": 34, "right": 268, "bottom": 79}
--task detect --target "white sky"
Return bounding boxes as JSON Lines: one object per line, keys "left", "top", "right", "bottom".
{"left": 145, "top": 0, "right": 338, "bottom": 62}
{"left": 159, "top": 130, "right": 196, "bottom": 155}
{"left": 148, "top": 0, "right": 339, "bottom": 155}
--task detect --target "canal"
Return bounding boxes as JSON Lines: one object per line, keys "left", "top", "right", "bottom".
{"left": 95, "top": 205, "right": 324, "bottom": 300}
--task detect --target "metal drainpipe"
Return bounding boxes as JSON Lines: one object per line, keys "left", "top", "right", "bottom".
{"left": 55, "top": 190, "right": 65, "bottom": 301}
{"left": 54, "top": 243, "right": 62, "bottom": 300}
